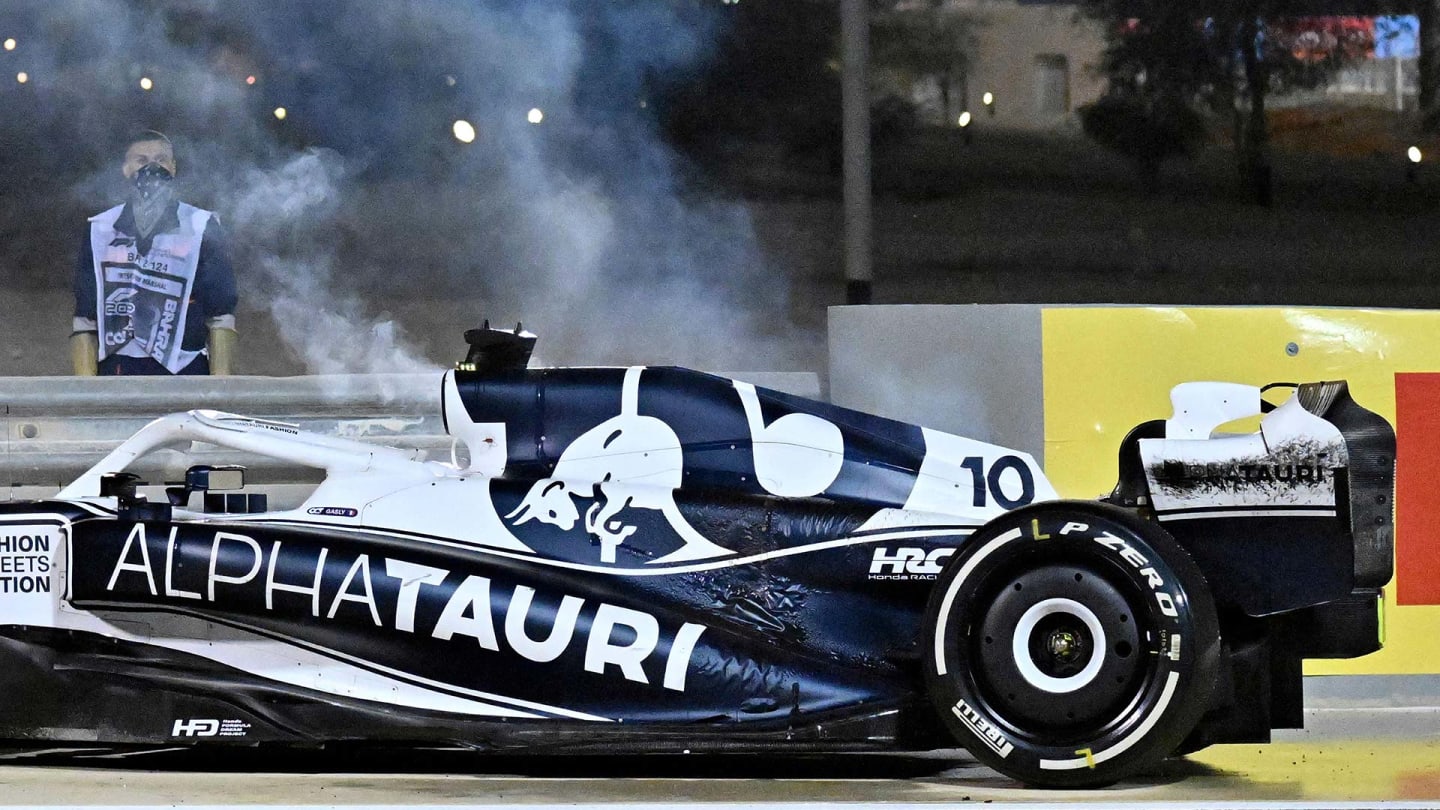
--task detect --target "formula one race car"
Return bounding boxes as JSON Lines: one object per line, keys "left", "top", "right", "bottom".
{"left": 0, "top": 328, "right": 1394, "bottom": 787}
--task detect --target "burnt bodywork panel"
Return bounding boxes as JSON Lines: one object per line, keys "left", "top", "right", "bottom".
{"left": 1119, "top": 382, "right": 1393, "bottom": 626}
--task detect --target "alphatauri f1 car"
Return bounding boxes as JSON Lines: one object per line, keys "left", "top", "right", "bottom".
{"left": 0, "top": 328, "right": 1394, "bottom": 787}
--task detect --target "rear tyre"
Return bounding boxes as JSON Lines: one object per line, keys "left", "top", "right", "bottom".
{"left": 922, "top": 501, "right": 1220, "bottom": 788}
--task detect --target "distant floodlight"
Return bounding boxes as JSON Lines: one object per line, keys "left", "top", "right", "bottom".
{"left": 527, "top": 108, "right": 544, "bottom": 124}
{"left": 3, "top": 38, "right": 15, "bottom": 51}
{"left": 453, "top": 119, "right": 476, "bottom": 143}
{"left": 982, "top": 92, "right": 994, "bottom": 106}
{"left": 139, "top": 76, "right": 153, "bottom": 91}
{"left": 15, "top": 71, "right": 27, "bottom": 84}
{"left": 273, "top": 106, "right": 287, "bottom": 121}
{"left": 1409, "top": 146, "right": 1423, "bottom": 163}
{"left": 245, "top": 75, "right": 256, "bottom": 86}
{"left": 958, "top": 111, "right": 972, "bottom": 127}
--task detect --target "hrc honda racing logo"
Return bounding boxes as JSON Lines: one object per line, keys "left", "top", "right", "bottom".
{"left": 869, "top": 547, "right": 955, "bottom": 581}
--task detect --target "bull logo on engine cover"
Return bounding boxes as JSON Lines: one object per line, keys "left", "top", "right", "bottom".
{"left": 504, "top": 367, "right": 734, "bottom": 565}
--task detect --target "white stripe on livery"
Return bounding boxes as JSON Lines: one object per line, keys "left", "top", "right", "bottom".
{"left": 237, "top": 519, "right": 979, "bottom": 577}
{"left": 1158, "top": 508, "right": 1336, "bottom": 522}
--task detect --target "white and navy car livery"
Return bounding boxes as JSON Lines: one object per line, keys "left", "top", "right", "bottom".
{"left": 0, "top": 328, "right": 1394, "bottom": 788}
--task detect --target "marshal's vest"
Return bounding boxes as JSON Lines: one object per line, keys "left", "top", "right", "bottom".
{"left": 88, "top": 202, "right": 212, "bottom": 374}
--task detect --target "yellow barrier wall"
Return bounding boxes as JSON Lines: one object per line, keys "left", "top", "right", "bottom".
{"left": 1042, "top": 306, "right": 1439, "bottom": 675}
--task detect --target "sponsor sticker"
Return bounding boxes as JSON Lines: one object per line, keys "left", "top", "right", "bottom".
{"left": 88, "top": 526, "right": 709, "bottom": 694}
{"left": 172, "top": 718, "right": 251, "bottom": 738}
{"left": 307, "top": 506, "right": 359, "bottom": 518}
{"left": 868, "top": 547, "right": 954, "bottom": 581}
{"left": 0, "top": 528, "right": 54, "bottom": 596}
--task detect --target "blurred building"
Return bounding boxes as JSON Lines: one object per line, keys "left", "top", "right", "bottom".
{"left": 893, "top": 1, "right": 1421, "bottom": 134}
{"left": 889, "top": 0, "right": 1108, "bottom": 133}
{"left": 961, "top": 0, "right": 1107, "bottom": 131}
{"left": 1284, "top": 15, "right": 1420, "bottom": 111}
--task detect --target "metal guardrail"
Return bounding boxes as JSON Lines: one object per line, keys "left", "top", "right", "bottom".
{"left": 2, "top": 374, "right": 445, "bottom": 492}
{"left": 1, "top": 371, "right": 822, "bottom": 495}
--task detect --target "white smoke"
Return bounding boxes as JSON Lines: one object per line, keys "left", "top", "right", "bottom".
{"left": 225, "top": 150, "right": 434, "bottom": 374}
{"left": 5, "top": 0, "right": 815, "bottom": 375}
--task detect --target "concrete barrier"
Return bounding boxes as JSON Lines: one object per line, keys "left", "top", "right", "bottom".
{"left": 827, "top": 304, "right": 1046, "bottom": 463}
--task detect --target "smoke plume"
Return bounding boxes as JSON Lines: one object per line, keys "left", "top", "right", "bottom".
{"left": 0, "top": 0, "right": 812, "bottom": 374}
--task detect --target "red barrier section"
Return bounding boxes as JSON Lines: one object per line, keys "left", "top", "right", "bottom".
{"left": 1395, "top": 373, "right": 1440, "bottom": 606}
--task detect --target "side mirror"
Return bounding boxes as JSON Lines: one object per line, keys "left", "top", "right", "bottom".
{"left": 200, "top": 466, "right": 246, "bottom": 492}
{"left": 167, "top": 465, "right": 246, "bottom": 507}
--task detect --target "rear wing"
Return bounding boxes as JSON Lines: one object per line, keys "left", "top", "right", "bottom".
{"left": 1108, "top": 381, "right": 1395, "bottom": 613}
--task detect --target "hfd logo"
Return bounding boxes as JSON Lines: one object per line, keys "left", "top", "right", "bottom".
{"left": 172, "top": 718, "right": 220, "bottom": 737}
{"left": 868, "top": 547, "right": 955, "bottom": 580}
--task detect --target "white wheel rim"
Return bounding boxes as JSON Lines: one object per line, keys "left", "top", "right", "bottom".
{"left": 1011, "top": 597, "right": 1107, "bottom": 694}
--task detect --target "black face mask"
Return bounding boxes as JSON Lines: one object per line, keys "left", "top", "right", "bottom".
{"left": 132, "top": 162, "right": 173, "bottom": 200}
{"left": 130, "top": 162, "right": 175, "bottom": 240}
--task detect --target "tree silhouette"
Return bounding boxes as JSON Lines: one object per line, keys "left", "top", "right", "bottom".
{"left": 1081, "top": 0, "right": 1378, "bottom": 204}
{"left": 870, "top": 0, "right": 976, "bottom": 120}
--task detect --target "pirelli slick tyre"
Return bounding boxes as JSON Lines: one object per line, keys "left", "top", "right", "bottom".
{"left": 922, "top": 501, "right": 1220, "bottom": 788}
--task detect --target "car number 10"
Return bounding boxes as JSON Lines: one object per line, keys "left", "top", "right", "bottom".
{"left": 958, "top": 455, "right": 1036, "bottom": 509}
